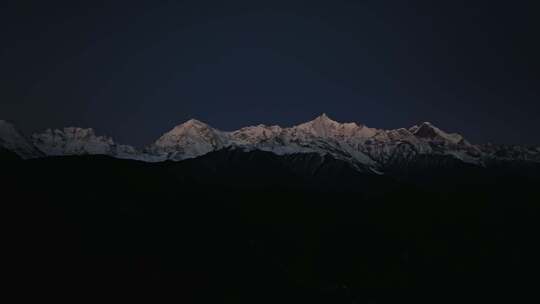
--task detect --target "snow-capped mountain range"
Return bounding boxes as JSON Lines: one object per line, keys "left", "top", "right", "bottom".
{"left": 1, "top": 115, "right": 539, "bottom": 172}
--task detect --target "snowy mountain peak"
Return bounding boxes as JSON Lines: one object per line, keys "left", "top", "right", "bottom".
{"left": 308, "top": 113, "right": 339, "bottom": 125}
{"left": 149, "top": 119, "right": 228, "bottom": 161}
{"left": 295, "top": 114, "right": 377, "bottom": 141}
{"left": 410, "top": 122, "right": 464, "bottom": 145}
{"left": 164, "top": 119, "right": 216, "bottom": 135}
{"left": 315, "top": 113, "right": 334, "bottom": 122}
{"left": 183, "top": 118, "right": 208, "bottom": 127}
{"left": 296, "top": 113, "right": 344, "bottom": 137}
{"left": 158, "top": 119, "right": 216, "bottom": 138}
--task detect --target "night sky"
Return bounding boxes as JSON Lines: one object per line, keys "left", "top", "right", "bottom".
{"left": 1, "top": 0, "right": 538, "bottom": 146}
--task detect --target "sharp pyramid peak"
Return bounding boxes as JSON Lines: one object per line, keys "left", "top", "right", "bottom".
{"left": 183, "top": 118, "right": 208, "bottom": 126}
{"left": 158, "top": 118, "right": 223, "bottom": 142}
{"left": 319, "top": 113, "right": 330, "bottom": 118}
{"left": 314, "top": 113, "right": 336, "bottom": 122}
{"left": 300, "top": 113, "right": 341, "bottom": 127}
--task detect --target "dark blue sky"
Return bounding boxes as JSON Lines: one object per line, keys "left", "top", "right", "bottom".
{"left": 1, "top": 0, "right": 538, "bottom": 146}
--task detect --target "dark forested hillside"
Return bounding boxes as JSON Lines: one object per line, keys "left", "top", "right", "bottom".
{"left": 3, "top": 150, "right": 540, "bottom": 303}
